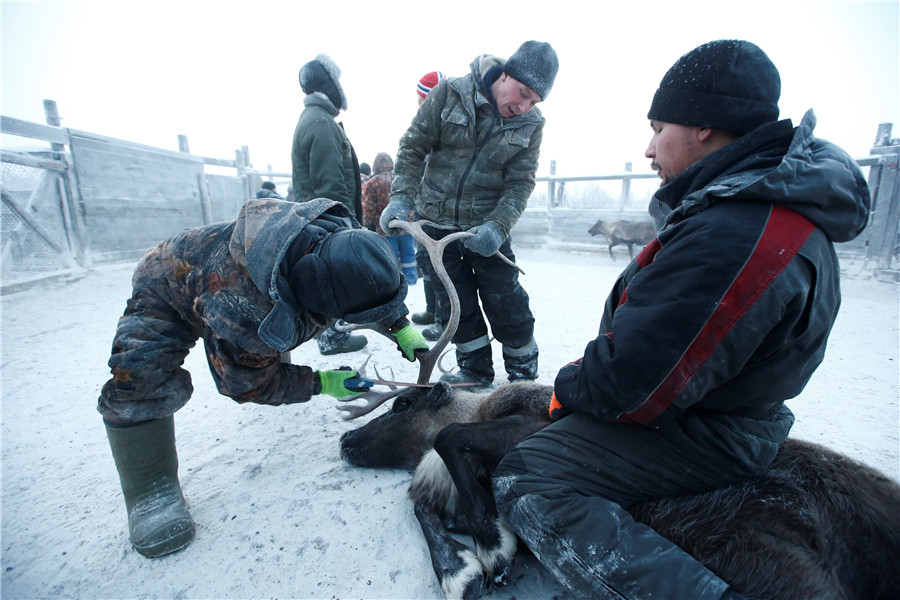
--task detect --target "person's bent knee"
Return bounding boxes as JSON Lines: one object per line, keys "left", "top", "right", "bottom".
{"left": 492, "top": 448, "right": 530, "bottom": 519}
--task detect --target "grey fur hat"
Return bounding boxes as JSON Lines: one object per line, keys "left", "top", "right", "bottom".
{"left": 299, "top": 53, "right": 348, "bottom": 111}
{"left": 503, "top": 41, "right": 559, "bottom": 100}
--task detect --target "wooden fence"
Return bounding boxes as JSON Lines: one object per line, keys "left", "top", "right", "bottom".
{"left": 2, "top": 101, "right": 898, "bottom": 293}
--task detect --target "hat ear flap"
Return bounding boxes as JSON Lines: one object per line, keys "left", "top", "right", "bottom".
{"left": 291, "top": 254, "right": 340, "bottom": 318}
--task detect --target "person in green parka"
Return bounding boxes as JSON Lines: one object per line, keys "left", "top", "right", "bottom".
{"left": 291, "top": 53, "right": 362, "bottom": 220}
{"left": 291, "top": 53, "right": 368, "bottom": 356}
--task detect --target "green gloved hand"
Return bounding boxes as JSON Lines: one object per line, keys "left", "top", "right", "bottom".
{"left": 392, "top": 324, "right": 429, "bottom": 361}
{"left": 317, "top": 368, "right": 364, "bottom": 399}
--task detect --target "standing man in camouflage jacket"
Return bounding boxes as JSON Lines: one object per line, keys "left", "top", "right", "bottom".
{"left": 98, "top": 198, "right": 427, "bottom": 559}
{"left": 380, "top": 41, "right": 559, "bottom": 386}
{"left": 292, "top": 53, "right": 367, "bottom": 356}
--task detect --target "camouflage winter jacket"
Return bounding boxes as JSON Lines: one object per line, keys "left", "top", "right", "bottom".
{"left": 111, "top": 198, "right": 353, "bottom": 409}
{"left": 391, "top": 54, "right": 544, "bottom": 237}
{"left": 291, "top": 95, "right": 362, "bottom": 221}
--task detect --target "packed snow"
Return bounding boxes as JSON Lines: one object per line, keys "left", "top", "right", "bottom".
{"left": 1, "top": 246, "right": 897, "bottom": 599}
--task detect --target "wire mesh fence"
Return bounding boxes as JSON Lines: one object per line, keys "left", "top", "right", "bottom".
{"left": 1, "top": 160, "right": 73, "bottom": 284}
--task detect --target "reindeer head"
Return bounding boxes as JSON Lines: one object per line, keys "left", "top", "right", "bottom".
{"left": 588, "top": 219, "right": 608, "bottom": 237}
{"left": 339, "top": 382, "right": 482, "bottom": 470}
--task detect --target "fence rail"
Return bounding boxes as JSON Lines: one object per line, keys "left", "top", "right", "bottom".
{"left": 2, "top": 100, "right": 898, "bottom": 292}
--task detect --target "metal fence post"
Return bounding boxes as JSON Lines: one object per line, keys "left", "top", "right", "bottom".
{"left": 44, "top": 99, "right": 91, "bottom": 268}
{"left": 618, "top": 162, "right": 633, "bottom": 210}
{"left": 549, "top": 160, "right": 557, "bottom": 208}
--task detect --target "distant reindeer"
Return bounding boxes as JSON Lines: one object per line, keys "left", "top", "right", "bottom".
{"left": 340, "top": 381, "right": 900, "bottom": 600}
{"left": 588, "top": 218, "right": 656, "bottom": 259}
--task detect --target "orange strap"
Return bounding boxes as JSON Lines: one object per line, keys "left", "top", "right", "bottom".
{"left": 549, "top": 391, "right": 563, "bottom": 418}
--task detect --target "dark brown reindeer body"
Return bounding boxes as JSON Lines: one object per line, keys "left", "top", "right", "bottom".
{"left": 588, "top": 218, "right": 656, "bottom": 259}
{"left": 340, "top": 381, "right": 900, "bottom": 600}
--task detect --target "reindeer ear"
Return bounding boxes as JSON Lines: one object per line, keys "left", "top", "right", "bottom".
{"left": 427, "top": 381, "right": 454, "bottom": 408}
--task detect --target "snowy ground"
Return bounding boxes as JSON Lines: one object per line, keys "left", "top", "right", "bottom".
{"left": 1, "top": 246, "right": 898, "bottom": 599}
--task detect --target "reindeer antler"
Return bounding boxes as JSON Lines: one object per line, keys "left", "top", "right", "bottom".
{"left": 337, "top": 220, "right": 522, "bottom": 420}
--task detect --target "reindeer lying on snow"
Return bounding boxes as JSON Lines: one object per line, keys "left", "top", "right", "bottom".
{"left": 588, "top": 218, "right": 656, "bottom": 259}
{"left": 338, "top": 220, "right": 900, "bottom": 600}
{"left": 340, "top": 381, "right": 900, "bottom": 600}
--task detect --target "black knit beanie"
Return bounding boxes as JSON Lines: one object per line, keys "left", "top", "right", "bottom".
{"left": 289, "top": 228, "right": 406, "bottom": 324}
{"left": 647, "top": 40, "right": 781, "bottom": 135}
{"left": 503, "top": 40, "right": 559, "bottom": 100}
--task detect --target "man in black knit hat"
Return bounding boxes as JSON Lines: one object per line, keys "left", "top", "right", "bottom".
{"left": 255, "top": 180, "right": 283, "bottom": 199}
{"left": 492, "top": 40, "right": 871, "bottom": 599}
{"left": 380, "top": 41, "right": 559, "bottom": 387}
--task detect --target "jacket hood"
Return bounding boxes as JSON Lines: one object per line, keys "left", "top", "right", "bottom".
{"left": 470, "top": 53, "right": 505, "bottom": 84}
{"left": 230, "top": 198, "right": 353, "bottom": 351}
{"left": 659, "top": 110, "right": 870, "bottom": 243}
{"left": 372, "top": 152, "right": 393, "bottom": 174}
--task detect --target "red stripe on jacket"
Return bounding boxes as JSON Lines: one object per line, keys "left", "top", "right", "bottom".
{"left": 616, "top": 239, "right": 663, "bottom": 309}
{"left": 620, "top": 206, "right": 816, "bottom": 424}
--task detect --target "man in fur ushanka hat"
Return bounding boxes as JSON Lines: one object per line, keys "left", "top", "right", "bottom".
{"left": 291, "top": 53, "right": 370, "bottom": 355}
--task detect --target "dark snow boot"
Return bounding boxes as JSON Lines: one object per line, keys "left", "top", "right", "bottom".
{"left": 411, "top": 310, "right": 435, "bottom": 325}
{"left": 440, "top": 345, "right": 494, "bottom": 388}
{"left": 422, "top": 322, "right": 445, "bottom": 341}
{"left": 105, "top": 416, "right": 195, "bottom": 558}
{"left": 318, "top": 323, "right": 367, "bottom": 355}
{"left": 504, "top": 341, "right": 539, "bottom": 381}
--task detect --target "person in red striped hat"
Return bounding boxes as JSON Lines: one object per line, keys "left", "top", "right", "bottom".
{"left": 409, "top": 70, "right": 449, "bottom": 339}
{"left": 416, "top": 71, "right": 445, "bottom": 105}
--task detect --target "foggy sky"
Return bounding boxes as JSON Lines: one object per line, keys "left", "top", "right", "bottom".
{"left": 2, "top": 0, "right": 898, "bottom": 178}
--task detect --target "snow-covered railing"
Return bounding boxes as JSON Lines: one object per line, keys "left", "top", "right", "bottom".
{"left": 2, "top": 102, "right": 898, "bottom": 290}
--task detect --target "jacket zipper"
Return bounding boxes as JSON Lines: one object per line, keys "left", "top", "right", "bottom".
{"left": 453, "top": 114, "right": 502, "bottom": 226}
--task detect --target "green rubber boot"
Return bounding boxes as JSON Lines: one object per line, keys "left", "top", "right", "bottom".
{"left": 105, "top": 416, "right": 195, "bottom": 558}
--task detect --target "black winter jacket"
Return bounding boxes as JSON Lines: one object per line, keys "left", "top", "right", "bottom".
{"left": 554, "top": 110, "right": 871, "bottom": 427}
